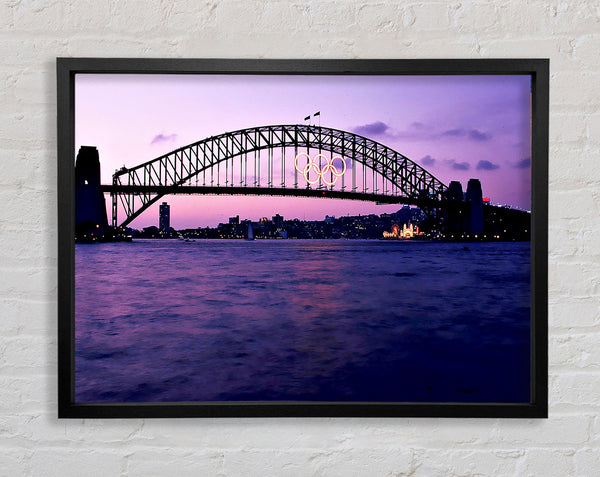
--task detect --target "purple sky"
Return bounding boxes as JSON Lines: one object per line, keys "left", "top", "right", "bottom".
{"left": 75, "top": 74, "right": 531, "bottom": 229}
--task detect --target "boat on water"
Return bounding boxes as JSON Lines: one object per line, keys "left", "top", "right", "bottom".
{"left": 245, "top": 223, "right": 255, "bottom": 241}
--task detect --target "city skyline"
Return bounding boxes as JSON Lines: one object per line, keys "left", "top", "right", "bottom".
{"left": 146, "top": 202, "right": 419, "bottom": 230}
{"left": 75, "top": 74, "right": 532, "bottom": 229}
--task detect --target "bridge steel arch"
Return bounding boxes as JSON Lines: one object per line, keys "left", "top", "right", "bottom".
{"left": 108, "top": 124, "right": 449, "bottom": 227}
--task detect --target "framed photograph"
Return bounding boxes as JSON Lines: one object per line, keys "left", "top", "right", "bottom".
{"left": 57, "top": 58, "right": 548, "bottom": 418}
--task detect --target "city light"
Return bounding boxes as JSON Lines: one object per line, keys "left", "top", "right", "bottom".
{"left": 382, "top": 223, "right": 421, "bottom": 239}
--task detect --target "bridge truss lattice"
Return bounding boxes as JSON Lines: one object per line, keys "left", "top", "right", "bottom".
{"left": 107, "top": 124, "right": 448, "bottom": 227}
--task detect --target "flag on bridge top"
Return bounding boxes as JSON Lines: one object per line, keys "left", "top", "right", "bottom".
{"left": 304, "top": 115, "right": 310, "bottom": 121}
{"left": 314, "top": 111, "right": 320, "bottom": 116}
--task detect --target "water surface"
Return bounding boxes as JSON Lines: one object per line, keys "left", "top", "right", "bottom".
{"left": 75, "top": 239, "right": 530, "bottom": 403}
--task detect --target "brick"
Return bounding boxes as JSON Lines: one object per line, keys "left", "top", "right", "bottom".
{"left": 1, "top": 299, "right": 55, "bottom": 336}
{"left": 572, "top": 34, "right": 600, "bottom": 67}
{"left": 0, "top": 265, "right": 56, "bottom": 302}
{"left": 0, "top": 449, "right": 32, "bottom": 477}
{"left": 552, "top": 373, "right": 600, "bottom": 407}
{"left": 222, "top": 448, "right": 415, "bottom": 477}
{"left": 550, "top": 333, "right": 600, "bottom": 369}
{"left": 587, "top": 113, "right": 600, "bottom": 144}
{"left": 0, "top": 112, "right": 51, "bottom": 147}
{"left": 11, "top": 0, "right": 66, "bottom": 32}
{"left": 63, "top": 419, "right": 147, "bottom": 445}
{"left": 478, "top": 37, "right": 577, "bottom": 71}
{"left": 63, "top": 2, "right": 115, "bottom": 30}
{"left": 493, "top": 415, "right": 590, "bottom": 445}
{"left": 0, "top": 37, "right": 69, "bottom": 67}
{"left": 549, "top": 145, "right": 600, "bottom": 186}
{"left": 13, "top": 69, "right": 55, "bottom": 106}
{"left": 414, "top": 448, "right": 523, "bottom": 477}
{"left": 102, "top": 1, "right": 165, "bottom": 33}
{"left": 0, "top": 333, "right": 56, "bottom": 373}
{"left": 549, "top": 188, "right": 599, "bottom": 221}
{"left": 581, "top": 224, "right": 600, "bottom": 257}
{"left": 552, "top": 71, "right": 600, "bottom": 108}
{"left": 30, "top": 450, "right": 122, "bottom": 477}
{"left": 548, "top": 222, "right": 584, "bottom": 258}
{"left": 0, "top": 1, "right": 13, "bottom": 27}
{"left": 356, "top": 4, "right": 402, "bottom": 33}
{"left": 410, "top": 3, "right": 454, "bottom": 31}
{"left": 1, "top": 188, "right": 56, "bottom": 230}
{"left": 551, "top": 112, "right": 588, "bottom": 144}
{"left": 63, "top": 37, "right": 158, "bottom": 58}
{"left": 549, "top": 296, "right": 600, "bottom": 328}
{"left": 127, "top": 449, "right": 223, "bottom": 477}
{"left": 521, "top": 449, "right": 576, "bottom": 477}
{"left": 0, "top": 377, "right": 45, "bottom": 414}
{"left": 453, "top": 2, "right": 503, "bottom": 34}
{"left": 575, "top": 447, "right": 600, "bottom": 476}
{"left": 0, "top": 147, "right": 49, "bottom": 188}
{"left": 548, "top": 261, "right": 600, "bottom": 298}
{"left": 592, "top": 416, "right": 600, "bottom": 445}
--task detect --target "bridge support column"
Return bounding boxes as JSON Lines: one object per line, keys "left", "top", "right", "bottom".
{"left": 75, "top": 146, "right": 109, "bottom": 239}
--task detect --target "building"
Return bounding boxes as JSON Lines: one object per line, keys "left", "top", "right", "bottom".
{"left": 382, "top": 222, "right": 420, "bottom": 239}
{"left": 159, "top": 202, "right": 170, "bottom": 234}
{"left": 272, "top": 214, "right": 284, "bottom": 227}
{"left": 466, "top": 179, "right": 484, "bottom": 235}
{"left": 229, "top": 215, "right": 240, "bottom": 225}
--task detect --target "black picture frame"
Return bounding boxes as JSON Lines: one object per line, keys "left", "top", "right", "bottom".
{"left": 57, "top": 58, "right": 548, "bottom": 418}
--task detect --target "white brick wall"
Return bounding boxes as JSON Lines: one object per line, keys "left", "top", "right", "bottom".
{"left": 1, "top": 0, "right": 598, "bottom": 475}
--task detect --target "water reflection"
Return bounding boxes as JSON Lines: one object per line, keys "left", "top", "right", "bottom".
{"left": 75, "top": 240, "right": 530, "bottom": 403}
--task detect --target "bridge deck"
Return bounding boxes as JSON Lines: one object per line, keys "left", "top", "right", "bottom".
{"left": 100, "top": 185, "right": 429, "bottom": 206}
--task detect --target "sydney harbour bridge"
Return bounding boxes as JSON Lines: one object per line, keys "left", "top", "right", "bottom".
{"left": 75, "top": 124, "right": 529, "bottom": 240}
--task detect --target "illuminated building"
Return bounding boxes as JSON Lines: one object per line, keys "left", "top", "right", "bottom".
{"left": 159, "top": 202, "right": 170, "bottom": 234}
{"left": 382, "top": 222, "right": 420, "bottom": 239}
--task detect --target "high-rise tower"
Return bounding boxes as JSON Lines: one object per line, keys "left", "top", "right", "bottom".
{"left": 159, "top": 202, "right": 170, "bottom": 234}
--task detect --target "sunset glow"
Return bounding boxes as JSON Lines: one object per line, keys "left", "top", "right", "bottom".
{"left": 75, "top": 74, "right": 531, "bottom": 229}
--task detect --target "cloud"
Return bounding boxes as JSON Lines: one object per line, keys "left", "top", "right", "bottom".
{"left": 442, "top": 129, "right": 464, "bottom": 137}
{"left": 353, "top": 121, "right": 390, "bottom": 136}
{"left": 354, "top": 121, "right": 433, "bottom": 141}
{"left": 476, "top": 159, "right": 500, "bottom": 171}
{"left": 443, "top": 159, "right": 470, "bottom": 170}
{"left": 451, "top": 161, "right": 470, "bottom": 171}
{"left": 514, "top": 157, "right": 531, "bottom": 169}
{"left": 469, "top": 129, "right": 491, "bottom": 141}
{"left": 151, "top": 133, "right": 178, "bottom": 144}
{"left": 420, "top": 155, "right": 436, "bottom": 166}
{"left": 351, "top": 122, "right": 492, "bottom": 145}
{"left": 441, "top": 128, "right": 492, "bottom": 141}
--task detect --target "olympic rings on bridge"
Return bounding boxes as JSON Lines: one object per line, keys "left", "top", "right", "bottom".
{"left": 294, "top": 153, "right": 347, "bottom": 186}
